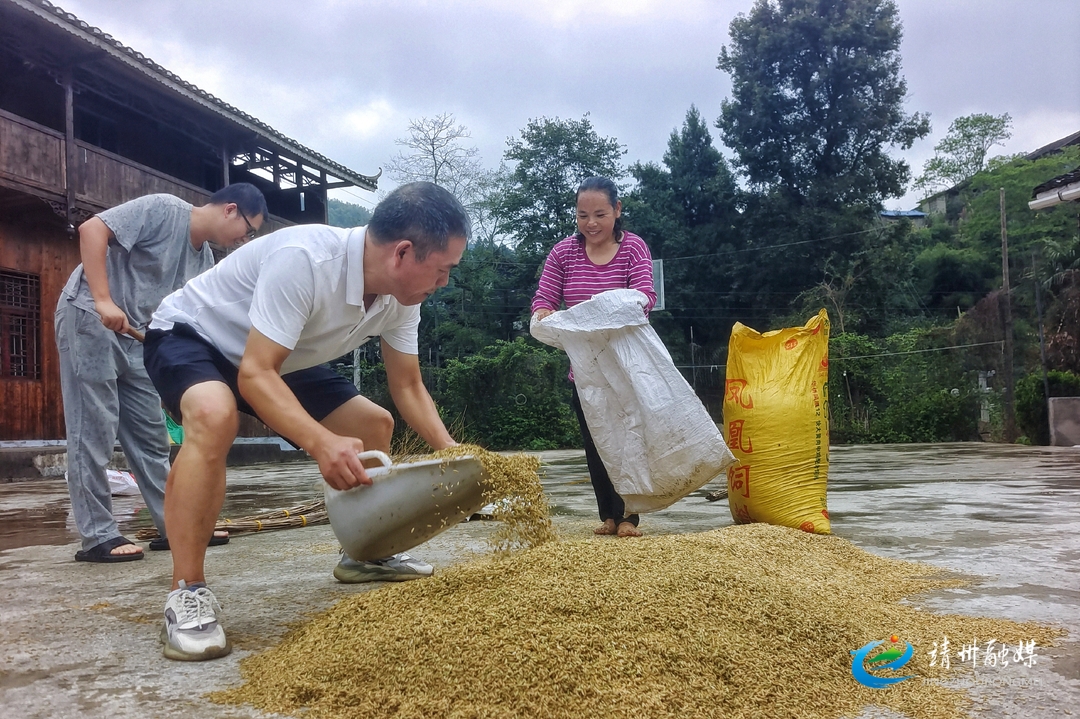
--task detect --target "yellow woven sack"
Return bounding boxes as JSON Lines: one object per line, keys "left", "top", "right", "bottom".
{"left": 723, "top": 309, "right": 831, "bottom": 534}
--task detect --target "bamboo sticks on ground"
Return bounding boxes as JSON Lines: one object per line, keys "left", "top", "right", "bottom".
{"left": 134, "top": 499, "right": 327, "bottom": 541}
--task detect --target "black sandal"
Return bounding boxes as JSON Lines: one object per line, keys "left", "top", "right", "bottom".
{"left": 148, "top": 533, "right": 230, "bottom": 551}
{"left": 74, "top": 536, "right": 144, "bottom": 563}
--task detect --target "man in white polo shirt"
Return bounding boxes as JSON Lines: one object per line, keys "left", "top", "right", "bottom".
{"left": 144, "top": 182, "right": 467, "bottom": 661}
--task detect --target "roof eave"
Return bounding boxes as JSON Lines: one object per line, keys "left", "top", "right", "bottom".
{"left": 14, "top": 0, "right": 379, "bottom": 192}
{"left": 1028, "top": 181, "right": 1080, "bottom": 211}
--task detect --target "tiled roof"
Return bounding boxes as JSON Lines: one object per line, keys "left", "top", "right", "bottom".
{"left": 880, "top": 209, "right": 927, "bottom": 218}
{"left": 1025, "top": 129, "right": 1080, "bottom": 162}
{"left": 1032, "top": 167, "right": 1080, "bottom": 198}
{"left": 16, "top": 0, "right": 379, "bottom": 191}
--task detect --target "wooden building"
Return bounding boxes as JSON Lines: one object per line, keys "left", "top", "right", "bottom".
{"left": 0, "top": 0, "right": 379, "bottom": 440}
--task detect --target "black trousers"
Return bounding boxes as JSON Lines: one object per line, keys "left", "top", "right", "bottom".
{"left": 570, "top": 385, "right": 639, "bottom": 527}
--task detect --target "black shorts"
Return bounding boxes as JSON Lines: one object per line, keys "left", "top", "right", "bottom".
{"left": 143, "top": 323, "right": 359, "bottom": 425}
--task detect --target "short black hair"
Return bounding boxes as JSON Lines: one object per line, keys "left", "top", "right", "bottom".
{"left": 368, "top": 182, "right": 471, "bottom": 260}
{"left": 208, "top": 182, "right": 269, "bottom": 223}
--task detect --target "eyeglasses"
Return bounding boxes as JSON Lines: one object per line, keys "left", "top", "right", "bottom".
{"left": 239, "top": 209, "right": 258, "bottom": 240}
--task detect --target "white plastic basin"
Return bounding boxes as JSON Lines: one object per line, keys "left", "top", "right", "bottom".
{"left": 324, "top": 450, "right": 487, "bottom": 561}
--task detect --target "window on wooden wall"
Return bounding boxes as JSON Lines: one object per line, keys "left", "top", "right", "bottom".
{"left": 0, "top": 269, "right": 40, "bottom": 380}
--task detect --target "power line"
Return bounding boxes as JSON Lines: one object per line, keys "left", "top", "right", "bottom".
{"left": 659, "top": 227, "right": 878, "bottom": 263}
{"left": 831, "top": 341, "right": 1004, "bottom": 361}
{"left": 450, "top": 226, "right": 881, "bottom": 269}
{"left": 609, "top": 341, "right": 1009, "bottom": 371}
{"left": 672, "top": 288, "right": 999, "bottom": 297}
{"left": 335, "top": 187, "right": 377, "bottom": 208}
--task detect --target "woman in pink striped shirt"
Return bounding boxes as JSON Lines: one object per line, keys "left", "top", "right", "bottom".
{"left": 532, "top": 177, "right": 657, "bottom": 538}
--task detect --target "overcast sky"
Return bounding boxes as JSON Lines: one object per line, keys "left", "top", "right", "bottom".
{"left": 56, "top": 0, "right": 1080, "bottom": 211}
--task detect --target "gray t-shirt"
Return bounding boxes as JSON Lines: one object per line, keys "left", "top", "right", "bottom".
{"left": 61, "top": 194, "right": 213, "bottom": 330}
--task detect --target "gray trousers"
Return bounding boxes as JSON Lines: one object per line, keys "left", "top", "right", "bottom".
{"left": 55, "top": 300, "right": 170, "bottom": 550}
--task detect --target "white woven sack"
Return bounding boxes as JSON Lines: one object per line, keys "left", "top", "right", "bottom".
{"left": 531, "top": 289, "right": 735, "bottom": 512}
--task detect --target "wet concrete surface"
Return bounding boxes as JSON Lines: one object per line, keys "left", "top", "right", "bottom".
{"left": 0, "top": 443, "right": 1077, "bottom": 717}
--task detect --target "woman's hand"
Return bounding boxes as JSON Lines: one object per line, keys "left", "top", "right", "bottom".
{"left": 534, "top": 309, "right": 554, "bottom": 321}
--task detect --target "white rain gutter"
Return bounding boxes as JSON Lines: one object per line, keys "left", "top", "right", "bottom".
{"left": 1029, "top": 182, "right": 1080, "bottom": 210}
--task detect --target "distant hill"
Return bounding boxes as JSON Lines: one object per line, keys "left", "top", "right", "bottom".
{"left": 328, "top": 198, "right": 373, "bottom": 228}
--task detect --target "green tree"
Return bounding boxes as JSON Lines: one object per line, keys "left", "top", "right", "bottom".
{"left": 420, "top": 237, "right": 535, "bottom": 360}
{"left": 911, "top": 243, "right": 997, "bottom": 313}
{"left": 795, "top": 218, "right": 925, "bottom": 335}
{"left": 385, "top": 113, "right": 485, "bottom": 203}
{"left": 499, "top": 115, "right": 625, "bottom": 260}
{"left": 711, "top": 0, "right": 932, "bottom": 349}
{"left": 914, "top": 113, "right": 1013, "bottom": 195}
{"left": 327, "top": 198, "right": 372, "bottom": 228}
{"left": 716, "top": 0, "right": 930, "bottom": 208}
{"left": 960, "top": 146, "right": 1080, "bottom": 264}
{"left": 662, "top": 106, "right": 740, "bottom": 232}
{"left": 435, "top": 339, "right": 578, "bottom": 450}
{"left": 1015, "top": 370, "right": 1080, "bottom": 445}
{"left": 626, "top": 106, "right": 742, "bottom": 356}
{"left": 829, "top": 328, "right": 980, "bottom": 443}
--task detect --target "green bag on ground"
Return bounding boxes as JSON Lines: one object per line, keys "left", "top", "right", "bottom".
{"left": 164, "top": 410, "right": 184, "bottom": 444}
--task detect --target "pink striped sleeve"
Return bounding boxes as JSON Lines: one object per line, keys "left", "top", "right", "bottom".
{"left": 531, "top": 243, "right": 566, "bottom": 313}
{"left": 625, "top": 234, "right": 657, "bottom": 315}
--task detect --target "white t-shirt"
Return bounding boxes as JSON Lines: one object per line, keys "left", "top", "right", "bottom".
{"left": 150, "top": 224, "right": 420, "bottom": 375}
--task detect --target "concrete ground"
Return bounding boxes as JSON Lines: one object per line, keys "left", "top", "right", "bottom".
{"left": 0, "top": 444, "right": 1077, "bottom": 718}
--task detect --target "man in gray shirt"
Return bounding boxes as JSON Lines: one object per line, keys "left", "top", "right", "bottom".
{"left": 56, "top": 183, "right": 267, "bottom": 562}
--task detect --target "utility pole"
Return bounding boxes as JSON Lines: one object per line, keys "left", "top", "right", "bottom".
{"left": 62, "top": 66, "right": 76, "bottom": 238}
{"left": 352, "top": 348, "right": 362, "bottom": 392}
{"left": 1000, "top": 188, "right": 1017, "bottom": 442}
{"left": 690, "top": 325, "right": 697, "bottom": 392}
{"left": 1033, "top": 250, "right": 1051, "bottom": 409}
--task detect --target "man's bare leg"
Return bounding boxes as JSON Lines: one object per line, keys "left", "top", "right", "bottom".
{"left": 166, "top": 381, "right": 239, "bottom": 590}
{"left": 319, "top": 395, "right": 395, "bottom": 452}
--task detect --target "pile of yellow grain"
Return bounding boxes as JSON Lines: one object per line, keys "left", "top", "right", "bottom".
{"left": 431, "top": 444, "right": 557, "bottom": 553}
{"left": 213, "top": 523, "right": 1063, "bottom": 719}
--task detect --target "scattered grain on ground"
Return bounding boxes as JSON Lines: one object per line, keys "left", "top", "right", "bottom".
{"left": 213, "top": 523, "right": 1064, "bottom": 719}
{"left": 430, "top": 444, "right": 557, "bottom": 553}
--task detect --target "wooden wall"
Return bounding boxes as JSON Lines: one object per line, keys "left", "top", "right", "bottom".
{"left": 75, "top": 141, "right": 211, "bottom": 210}
{"left": 0, "top": 204, "right": 78, "bottom": 440}
{"left": 0, "top": 112, "right": 294, "bottom": 441}
{"left": 0, "top": 207, "right": 280, "bottom": 441}
{"left": 0, "top": 109, "right": 65, "bottom": 200}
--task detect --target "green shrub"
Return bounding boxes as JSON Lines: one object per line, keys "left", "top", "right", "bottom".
{"left": 1015, "top": 370, "right": 1080, "bottom": 445}
{"left": 435, "top": 339, "right": 580, "bottom": 450}
{"left": 828, "top": 329, "right": 981, "bottom": 443}
{"left": 871, "top": 388, "right": 979, "bottom": 443}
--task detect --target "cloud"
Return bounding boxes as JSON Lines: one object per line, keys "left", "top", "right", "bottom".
{"left": 50, "top": 0, "right": 1079, "bottom": 213}
{"left": 337, "top": 99, "right": 397, "bottom": 140}
{"left": 496, "top": 0, "right": 719, "bottom": 25}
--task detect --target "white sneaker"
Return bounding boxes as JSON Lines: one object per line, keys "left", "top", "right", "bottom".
{"left": 333, "top": 551, "right": 434, "bottom": 584}
{"left": 161, "top": 580, "right": 231, "bottom": 661}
